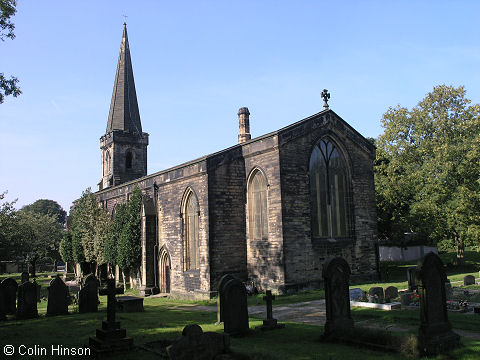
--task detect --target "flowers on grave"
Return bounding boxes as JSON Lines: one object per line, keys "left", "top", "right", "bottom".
{"left": 410, "top": 293, "right": 420, "bottom": 305}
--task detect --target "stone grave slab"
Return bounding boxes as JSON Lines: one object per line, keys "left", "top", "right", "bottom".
{"left": 1, "top": 278, "right": 18, "bottom": 315}
{"left": 464, "top": 275, "right": 475, "bottom": 286}
{"left": 116, "top": 296, "right": 143, "bottom": 312}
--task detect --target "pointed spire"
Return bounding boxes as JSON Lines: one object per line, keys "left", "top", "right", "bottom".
{"left": 106, "top": 23, "right": 142, "bottom": 134}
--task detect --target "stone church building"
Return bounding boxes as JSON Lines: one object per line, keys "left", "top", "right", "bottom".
{"left": 95, "top": 24, "right": 379, "bottom": 298}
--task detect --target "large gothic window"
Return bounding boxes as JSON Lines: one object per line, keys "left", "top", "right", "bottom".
{"left": 183, "top": 189, "right": 199, "bottom": 270}
{"left": 248, "top": 169, "right": 268, "bottom": 240}
{"left": 309, "top": 138, "right": 350, "bottom": 239}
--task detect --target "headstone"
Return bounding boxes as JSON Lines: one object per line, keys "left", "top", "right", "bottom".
{"left": 445, "top": 280, "right": 453, "bottom": 301}
{"left": 21, "top": 271, "right": 29, "bottom": 284}
{"left": 384, "top": 286, "right": 398, "bottom": 301}
{"left": 400, "top": 291, "right": 415, "bottom": 306}
{"left": 368, "top": 287, "right": 384, "bottom": 302}
{"left": 1, "top": 278, "right": 18, "bottom": 315}
{"left": 116, "top": 296, "right": 143, "bottom": 312}
{"left": 261, "top": 290, "right": 284, "bottom": 330}
{"left": 323, "top": 257, "right": 354, "bottom": 338}
{"left": 46, "top": 275, "right": 69, "bottom": 316}
{"left": 16, "top": 281, "right": 38, "bottom": 319}
{"left": 407, "top": 266, "right": 417, "bottom": 291}
{"left": 222, "top": 278, "right": 249, "bottom": 336}
{"left": 166, "top": 324, "right": 230, "bottom": 360}
{"left": 349, "top": 288, "right": 363, "bottom": 301}
{"left": 78, "top": 275, "right": 99, "bottom": 313}
{"left": 89, "top": 278, "right": 133, "bottom": 357}
{"left": 0, "top": 286, "right": 6, "bottom": 321}
{"left": 464, "top": 275, "right": 475, "bottom": 286}
{"left": 216, "top": 274, "right": 234, "bottom": 324}
{"left": 415, "top": 252, "right": 460, "bottom": 356}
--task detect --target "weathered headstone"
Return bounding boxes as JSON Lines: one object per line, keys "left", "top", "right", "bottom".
{"left": 16, "top": 281, "right": 38, "bottom": 319}
{"left": 384, "top": 286, "right": 398, "bottom": 302}
{"left": 89, "top": 278, "right": 133, "bottom": 357}
{"left": 46, "top": 275, "right": 69, "bottom": 316}
{"left": 216, "top": 274, "right": 234, "bottom": 324}
{"left": 368, "top": 287, "right": 384, "bottom": 302}
{"left": 21, "top": 271, "right": 29, "bottom": 284}
{"left": 415, "top": 252, "right": 460, "bottom": 356}
{"left": 261, "top": 290, "right": 284, "bottom": 330}
{"left": 116, "top": 296, "right": 143, "bottom": 312}
{"left": 1, "top": 278, "right": 18, "bottom": 315}
{"left": 323, "top": 257, "right": 354, "bottom": 338}
{"left": 223, "top": 278, "right": 249, "bottom": 336}
{"left": 167, "top": 324, "right": 230, "bottom": 360}
{"left": 407, "top": 266, "right": 417, "bottom": 291}
{"left": 464, "top": 275, "right": 475, "bottom": 286}
{"left": 349, "top": 288, "right": 363, "bottom": 301}
{"left": 400, "top": 291, "right": 415, "bottom": 306}
{"left": 78, "top": 275, "right": 99, "bottom": 313}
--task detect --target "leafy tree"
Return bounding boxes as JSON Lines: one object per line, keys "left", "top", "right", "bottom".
{"left": 14, "top": 210, "right": 63, "bottom": 273}
{"left": 0, "top": 190, "right": 17, "bottom": 260}
{"left": 103, "top": 202, "right": 127, "bottom": 267}
{"left": 117, "top": 186, "right": 142, "bottom": 279}
{"left": 0, "top": 0, "right": 21, "bottom": 103}
{"left": 59, "top": 231, "right": 74, "bottom": 264}
{"left": 375, "top": 85, "right": 480, "bottom": 264}
{"left": 93, "top": 206, "right": 111, "bottom": 265}
{"left": 22, "top": 199, "right": 67, "bottom": 226}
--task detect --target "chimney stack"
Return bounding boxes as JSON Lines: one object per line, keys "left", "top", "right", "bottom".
{"left": 238, "top": 107, "right": 251, "bottom": 144}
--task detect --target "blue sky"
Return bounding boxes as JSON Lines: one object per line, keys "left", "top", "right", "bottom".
{"left": 1, "top": 1, "right": 479, "bottom": 213}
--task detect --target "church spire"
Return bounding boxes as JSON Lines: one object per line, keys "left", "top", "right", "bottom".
{"left": 106, "top": 23, "right": 142, "bottom": 134}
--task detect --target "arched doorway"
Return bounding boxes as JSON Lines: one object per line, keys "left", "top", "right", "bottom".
{"left": 158, "top": 246, "right": 171, "bottom": 293}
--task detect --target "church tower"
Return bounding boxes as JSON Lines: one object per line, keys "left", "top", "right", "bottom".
{"left": 99, "top": 23, "right": 149, "bottom": 190}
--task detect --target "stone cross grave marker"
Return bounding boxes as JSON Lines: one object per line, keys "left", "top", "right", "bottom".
{"left": 216, "top": 273, "right": 234, "bottom": 324}
{"left": 16, "top": 281, "right": 38, "bottom": 319}
{"left": 21, "top": 271, "right": 29, "bottom": 284}
{"left": 323, "top": 257, "right": 354, "bottom": 338}
{"left": 223, "top": 278, "right": 249, "bottom": 336}
{"left": 79, "top": 274, "right": 99, "bottom": 313}
{"left": 47, "top": 275, "right": 69, "bottom": 316}
{"left": 1, "top": 278, "right": 18, "bottom": 315}
{"left": 261, "top": 290, "right": 284, "bottom": 330}
{"left": 415, "top": 252, "right": 459, "bottom": 356}
{"left": 89, "top": 278, "right": 133, "bottom": 356}
{"left": 464, "top": 275, "right": 475, "bottom": 286}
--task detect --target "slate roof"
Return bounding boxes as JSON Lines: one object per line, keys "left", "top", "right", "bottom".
{"left": 106, "top": 23, "right": 142, "bottom": 134}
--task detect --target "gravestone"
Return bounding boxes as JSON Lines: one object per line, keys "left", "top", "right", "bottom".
{"left": 0, "top": 286, "right": 6, "bottom": 321}
{"left": 323, "top": 257, "right": 354, "bottom": 338}
{"left": 384, "top": 286, "right": 398, "bottom": 301}
{"left": 79, "top": 275, "right": 99, "bottom": 313}
{"left": 21, "top": 271, "right": 29, "bottom": 284}
{"left": 216, "top": 274, "right": 234, "bottom": 324}
{"left": 167, "top": 324, "right": 230, "bottom": 360}
{"left": 46, "top": 275, "right": 69, "bottom": 316}
{"left": 16, "top": 281, "right": 38, "bottom": 319}
{"left": 368, "top": 287, "right": 384, "bottom": 302}
{"left": 261, "top": 290, "right": 284, "bottom": 330}
{"left": 222, "top": 278, "right": 249, "bottom": 336}
{"left": 89, "top": 278, "right": 133, "bottom": 357}
{"left": 445, "top": 280, "right": 453, "bottom": 301}
{"left": 407, "top": 266, "right": 417, "bottom": 291}
{"left": 116, "top": 296, "right": 143, "bottom": 312}
{"left": 1, "top": 278, "right": 18, "bottom": 315}
{"left": 400, "top": 291, "right": 415, "bottom": 306}
{"left": 464, "top": 275, "right": 475, "bottom": 286}
{"left": 415, "top": 252, "right": 460, "bottom": 356}
{"left": 349, "top": 288, "right": 363, "bottom": 301}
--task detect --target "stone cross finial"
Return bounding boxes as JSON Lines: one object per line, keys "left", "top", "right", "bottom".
{"left": 263, "top": 290, "right": 275, "bottom": 320}
{"left": 99, "top": 278, "right": 124, "bottom": 325}
{"left": 321, "top": 89, "right": 330, "bottom": 109}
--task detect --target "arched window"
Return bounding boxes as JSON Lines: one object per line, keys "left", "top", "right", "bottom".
{"left": 105, "top": 150, "right": 111, "bottom": 175}
{"left": 126, "top": 150, "right": 133, "bottom": 169}
{"left": 309, "top": 138, "right": 350, "bottom": 239}
{"left": 183, "top": 189, "right": 199, "bottom": 270}
{"left": 248, "top": 169, "right": 268, "bottom": 240}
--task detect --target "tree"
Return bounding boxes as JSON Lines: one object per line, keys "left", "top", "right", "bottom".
{"left": 59, "top": 231, "right": 74, "bottom": 264}
{"left": 22, "top": 199, "right": 67, "bottom": 226}
{"left": 103, "top": 202, "right": 127, "bottom": 267}
{"left": 117, "top": 186, "right": 142, "bottom": 285}
{"left": 0, "top": 190, "right": 17, "bottom": 260}
{"left": 0, "top": 0, "right": 21, "bottom": 103}
{"left": 375, "top": 85, "right": 480, "bottom": 264}
{"left": 14, "top": 210, "right": 63, "bottom": 274}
